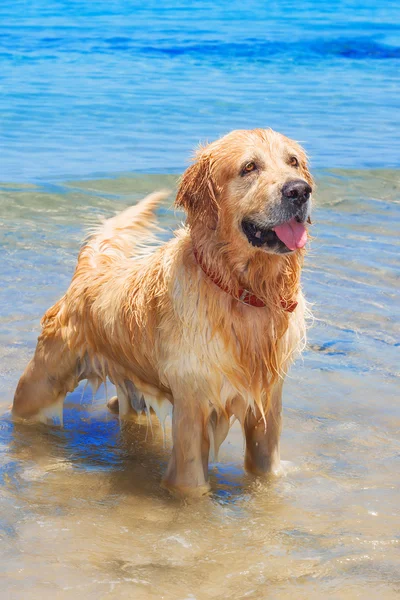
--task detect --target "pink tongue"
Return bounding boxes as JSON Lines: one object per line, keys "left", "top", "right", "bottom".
{"left": 273, "top": 218, "right": 308, "bottom": 251}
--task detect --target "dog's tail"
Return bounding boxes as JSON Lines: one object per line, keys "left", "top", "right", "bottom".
{"left": 83, "top": 189, "right": 170, "bottom": 266}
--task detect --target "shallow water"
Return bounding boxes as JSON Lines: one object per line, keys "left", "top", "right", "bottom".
{"left": 1, "top": 0, "right": 400, "bottom": 595}
{"left": 1, "top": 171, "right": 399, "bottom": 598}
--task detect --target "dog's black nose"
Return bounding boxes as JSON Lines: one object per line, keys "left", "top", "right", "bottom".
{"left": 282, "top": 179, "right": 312, "bottom": 205}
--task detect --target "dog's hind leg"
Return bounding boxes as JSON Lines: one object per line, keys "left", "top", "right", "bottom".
{"left": 106, "top": 380, "right": 146, "bottom": 418}
{"left": 244, "top": 380, "right": 283, "bottom": 476}
{"left": 208, "top": 409, "right": 230, "bottom": 462}
{"left": 106, "top": 386, "right": 130, "bottom": 418}
{"left": 12, "top": 334, "right": 79, "bottom": 426}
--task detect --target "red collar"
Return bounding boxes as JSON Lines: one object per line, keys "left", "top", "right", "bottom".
{"left": 193, "top": 248, "right": 297, "bottom": 312}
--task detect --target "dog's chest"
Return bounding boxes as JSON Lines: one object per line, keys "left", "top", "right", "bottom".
{"left": 159, "top": 297, "right": 305, "bottom": 402}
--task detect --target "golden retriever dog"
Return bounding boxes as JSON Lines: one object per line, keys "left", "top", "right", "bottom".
{"left": 12, "top": 128, "right": 313, "bottom": 496}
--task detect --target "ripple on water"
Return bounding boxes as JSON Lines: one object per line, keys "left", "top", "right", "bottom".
{"left": 0, "top": 169, "right": 399, "bottom": 598}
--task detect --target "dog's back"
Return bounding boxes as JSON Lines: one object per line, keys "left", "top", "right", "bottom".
{"left": 13, "top": 191, "right": 171, "bottom": 423}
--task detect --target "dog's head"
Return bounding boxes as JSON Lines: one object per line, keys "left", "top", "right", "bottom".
{"left": 176, "top": 128, "right": 313, "bottom": 255}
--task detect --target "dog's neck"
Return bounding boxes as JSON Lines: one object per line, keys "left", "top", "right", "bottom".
{"left": 190, "top": 226, "right": 303, "bottom": 311}
{"left": 193, "top": 245, "right": 298, "bottom": 311}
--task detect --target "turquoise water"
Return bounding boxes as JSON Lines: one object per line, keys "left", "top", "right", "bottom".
{"left": 0, "top": 171, "right": 399, "bottom": 598}
{"left": 1, "top": 1, "right": 400, "bottom": 598}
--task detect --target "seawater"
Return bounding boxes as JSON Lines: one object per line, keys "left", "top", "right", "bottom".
{"left": 1, "top": 0, "right": 400, "bottom": 180}
{"left": 0, "top": 171, "right": 399, "bottom": 599}
{"left": 0, "top": 0, "right": 400, "bottom": 598}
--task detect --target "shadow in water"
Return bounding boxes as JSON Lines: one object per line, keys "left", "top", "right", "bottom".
{"left": 0, "top": 386, "right": 270, "bottom": 509}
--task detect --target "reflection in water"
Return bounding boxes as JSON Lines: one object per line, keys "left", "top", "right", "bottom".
{"left": 0, "top": 171, "right": 399, "bottom": 598}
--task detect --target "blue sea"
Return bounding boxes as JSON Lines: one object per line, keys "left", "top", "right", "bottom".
{"left": 1, "top": 0, "right": 400, "bottom": 181}
{"left": 1, "top": 2, "right": 400, "bottom": 598}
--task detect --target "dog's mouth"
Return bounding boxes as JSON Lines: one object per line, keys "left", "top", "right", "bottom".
{"left": 242, "top": 217, "right": 308, "bottom": 252}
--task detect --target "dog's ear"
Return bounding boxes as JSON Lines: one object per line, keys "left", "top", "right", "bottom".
{"left": 175, "top": 153, "right": 219, "bottom": 225}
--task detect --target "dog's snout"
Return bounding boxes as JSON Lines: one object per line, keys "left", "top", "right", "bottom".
{"left": 282, "top": 179, "right": 312, "bottom": 205}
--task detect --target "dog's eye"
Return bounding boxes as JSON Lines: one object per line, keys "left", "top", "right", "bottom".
{"left": 241, "top": 161, "right": 257, "bottom": 176}
{"left": 289, "top": 156, "right": 299, "bottom": 168}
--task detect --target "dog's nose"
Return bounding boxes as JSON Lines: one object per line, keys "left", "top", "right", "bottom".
{"left": 282, "top": 179, "right": 312, "bottom": 206}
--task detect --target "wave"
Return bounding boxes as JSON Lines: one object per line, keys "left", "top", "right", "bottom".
{"left": 137, "top": 38, "right": 400, "bottom": 60}
{"left": 1, "top": 34, "right": 400, "bottom": 61}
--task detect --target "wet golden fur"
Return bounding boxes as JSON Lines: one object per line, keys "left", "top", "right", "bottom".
{"left": 13, "top": 128, "right": 313, "bottom": 495}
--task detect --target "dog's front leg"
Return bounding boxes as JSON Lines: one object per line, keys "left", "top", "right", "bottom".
{"left": 162, "top": 398, "right": 210, "bottom": 497}
{"left": 244, "top": 380, "right": 283, "bottom": 476}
